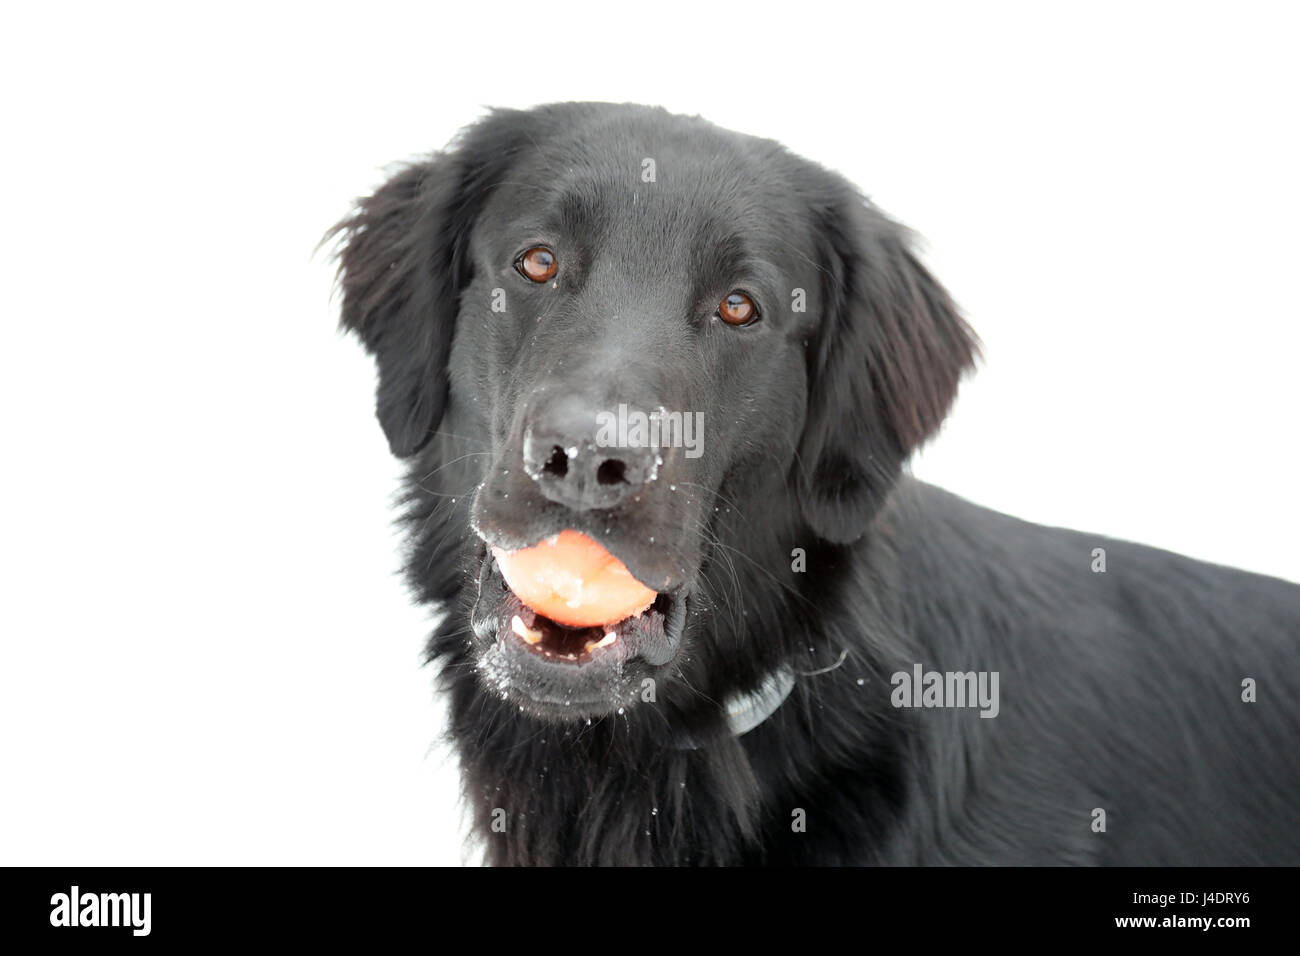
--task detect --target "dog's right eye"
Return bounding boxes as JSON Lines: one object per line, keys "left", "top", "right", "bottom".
{"left": 515, "top": 247, "right": 558, "bottom": 283}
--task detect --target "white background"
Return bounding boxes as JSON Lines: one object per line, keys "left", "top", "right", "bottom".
{"left": 1, "top": 2, "right": 1296, "bottom": 866}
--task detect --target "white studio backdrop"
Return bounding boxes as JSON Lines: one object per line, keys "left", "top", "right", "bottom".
{"left": 1, "top": 2, "right": 1296, "bottom": 866}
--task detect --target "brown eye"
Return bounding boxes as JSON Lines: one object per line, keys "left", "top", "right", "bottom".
{"left": 516, "top": 246, "right": 558, "bottom": 283}
{"left": 718, "top": 290, "right": 759, "bottom": 326}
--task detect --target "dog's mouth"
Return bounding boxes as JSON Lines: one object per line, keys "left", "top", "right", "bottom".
{"left": 469, "top": 543, "right": 689, "bottom": 715}
{"left": 495, "top": 575, "right": 682, "bottom": 666}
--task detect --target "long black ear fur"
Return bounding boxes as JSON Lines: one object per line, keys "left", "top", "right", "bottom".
{"left": 798, "top": 189, "right": 980, "bottom": 543}
{"left": 327, "top": 109, "right": 537, "bottom": 456}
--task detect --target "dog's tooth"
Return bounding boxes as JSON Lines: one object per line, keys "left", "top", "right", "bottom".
{"left": 511, "top": 614, "right": 543, "bottom": 645}
{"left": 584, "top": 632, "right": 618, "bottom": 654}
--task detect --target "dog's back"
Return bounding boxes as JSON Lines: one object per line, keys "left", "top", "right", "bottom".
{"left": 873, "top": 480, "right": 1300, "bottom": 864}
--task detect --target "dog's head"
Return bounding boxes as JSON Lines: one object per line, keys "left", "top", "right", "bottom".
{"left": 331, "top": 103, "right": 977, "bottom": 720}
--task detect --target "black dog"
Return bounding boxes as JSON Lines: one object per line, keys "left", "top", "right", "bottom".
{"left": 330, "top": 102, "right": 1300, "bottom": 865}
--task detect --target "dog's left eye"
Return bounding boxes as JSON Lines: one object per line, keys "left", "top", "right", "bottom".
{"left": 515, "top": 246, "right": 558, "bottom": 283}
{"left": 717, "top": 291, "right": 760, "bottom": 326}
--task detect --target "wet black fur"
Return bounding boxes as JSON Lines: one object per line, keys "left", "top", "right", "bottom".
{"left": 331, "top": 103, "right": 1300, "bottom": 865}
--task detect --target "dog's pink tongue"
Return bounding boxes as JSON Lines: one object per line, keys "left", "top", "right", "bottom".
{"left": 493, "top": 530, "right": 656, "bottom": 627}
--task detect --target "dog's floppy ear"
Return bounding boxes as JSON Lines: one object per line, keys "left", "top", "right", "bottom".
{"left": 797, "top": 188, "right": 980, "bottom": 543}
{"left": 328, "top": 110, "right": 535, "bottom": 457}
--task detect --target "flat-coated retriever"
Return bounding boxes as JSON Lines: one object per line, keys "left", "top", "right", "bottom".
{"left": 330, "top": 102, "right": 1300, "bottom": 865}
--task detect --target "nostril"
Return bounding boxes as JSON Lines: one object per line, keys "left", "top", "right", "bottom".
{"left": 596, "top": 458, "right": 628, "bottom": 486}
{"left": 542, "top": 445, "right": 568, "bottom": 479}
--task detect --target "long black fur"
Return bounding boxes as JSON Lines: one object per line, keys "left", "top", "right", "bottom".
{"left": 330, "top": 103, "right": 1300, "bottom": 865}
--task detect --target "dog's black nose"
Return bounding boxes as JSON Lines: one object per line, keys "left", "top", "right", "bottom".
{"left": 522, "top": 398, "right": 659, "bottom": 511}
